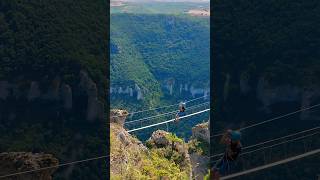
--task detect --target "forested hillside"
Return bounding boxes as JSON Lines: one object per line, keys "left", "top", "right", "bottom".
{"left": 110, "top": 14, "right": 210, "bottom": 109}
{"left": 0, "top": 0, "right": 108, "bottom": 179}
{"left": 212, "top": 0, "right": 320, "bottom": 179}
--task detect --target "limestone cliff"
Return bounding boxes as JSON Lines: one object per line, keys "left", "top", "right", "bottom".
{"left": 0, "top": 70, "right": 104, "bottom": 123}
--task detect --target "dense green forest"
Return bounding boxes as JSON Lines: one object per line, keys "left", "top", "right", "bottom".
{"left": 211, "top": 0, "right": 320, "bottom": 179}
{"left": 110, "top": 14, "right": 210, "bottom": 109}
{"left": 0, "top": 0, "right": 107, "bottom": 179}
{"left": 110, "top": 13, "right": 210, "bottom": 142}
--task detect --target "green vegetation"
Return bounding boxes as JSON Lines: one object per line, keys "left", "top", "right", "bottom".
{"left": 111, "top": 125, "right": 189, "bottom": 179}
{"left": 0, "top": 0, "right": 107, "bottom": 179}
{"left": 165, "top": 133, "right": 184, "bottom": 143}
{"left": 203, "top": 170, "right": 210, "bottom": 180}
{"left": 142, "top": 150, "right": 189, "bottom": 179}
{"left": 0, "top": 0, "right": 108, "bottom": 96}
{"left": 188, "top": 138, "right": 209, "bottom": 156}
{"left": 110, "top": 13, "right": 209, "bottom": 108}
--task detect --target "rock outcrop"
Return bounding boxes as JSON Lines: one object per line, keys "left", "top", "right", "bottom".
{"left": 0, "top": 152, "right": 59, "bottom": 180}
{"left": 192, "top": 122, "right": 209, "bottom": 143}
{"left": 110, "top": 109, "right": 128, "bottom": 127}
{"left": 110, "top": 110, "right": 148, "bottom": 177}
{"left": 189, "top": 122, "right": 210, "bottom": 180}
{"left": 147, "top": 130, "right": 171, "bottom": 147}
{"left": 147, "top": 130, "right": 192, "bottom": 178}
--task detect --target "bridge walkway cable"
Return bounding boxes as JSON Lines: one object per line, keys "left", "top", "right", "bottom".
{"left": 210, "top": 103, "right": 320, "bottom": 138}
{"left": 127, "top": 108, "right": 210, "bottom": 133}
{"left": 220, "top": 148, "right": 320, "bottom": 180}
{"left": 0, "top": 155, "right": 109, "bottom": 179}
{"left": 111, "top": 95, "right": 209, "bottom": 118}
{"left": 125, "top": 101, "right": 210, "bottom": 125}
{"left": 210, "top": 126, "right": 320, "bottom": 159}
{"left": 1, "top": 125, "right": 317, "bottom": 179}
{"left": 210, "top": 129, "right": 319, "bottom": 163}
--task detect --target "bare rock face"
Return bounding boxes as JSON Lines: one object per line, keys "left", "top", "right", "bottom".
{"left": 148, "top": 130, "right": 171, "bottom": 147}
{"left": 0, "top": 152, "right": 59, "bottom": 180}
{"left": 147, "top": 130, "right": 188, "bottom": 154}
{"left": 80, "top": 71, "right": 104, "bottom": 122}
{"left": 110, "top": 109, "right": 128, "bottom": 127}
{"left": 110, "top": 122, "right": 148, "bottom": 176}
{"left": 192, "top": 122, "right": 209, "bottom": 143}
{"left": 189, "top": 122, "right": 210, "bottom": 180}
{"left": 134, "top": 84, "right": 143, "bottom": 100}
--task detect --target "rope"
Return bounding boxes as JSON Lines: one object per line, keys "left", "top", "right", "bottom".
{"left": 240, "top": 131, "right": 319, "bottom": 157}
{"left": 211, "top": 103, "right": 320, "bottom": 138}
{"left": 125, "top": 101, "right": 210, "bottom": 124}
{"left": 220, "top": 148, "right": 320, "bottom": 180}
{"left": 128, "top": 108, "right": 210, "bottom": 133}
{"left": 0, "top": 155, "right": 109, "bottom": 179}
{"left": 111, "top": 95, "right": 209, "bottom": 118}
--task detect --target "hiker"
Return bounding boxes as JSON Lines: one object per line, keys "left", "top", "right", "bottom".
{"left": 211, "top": 129, "right": 242, "bottom": 180}
{"left": 175, "top": 102, "right": 186, "bottom": 122}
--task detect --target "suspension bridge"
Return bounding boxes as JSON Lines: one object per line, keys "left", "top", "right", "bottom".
{"left": 1, "top": 95, "right": 319, "bottom": 179}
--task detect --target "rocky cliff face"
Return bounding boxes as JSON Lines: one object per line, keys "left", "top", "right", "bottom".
{"left": 192, "top": 122, "right": 210, "bottom": 143}
{"left": 0, "top": 152, "right": 58, "bottom": 180}
{"left": 110, "top": 109, "right": 129, "bottom": 126}
{"left": 0, "top": 70, "right": 104, "bottom": 123}
{"left": 110, "top": 109, "right": 149, "bottom": 177}
{"left": 110, "top": 79, "right": 210, "bottom": 101}
{"left": 110, "top": 83, "right": 144, "bottom": 100}
{"left": 110, "top": 109, "right": 192, "bottom": 179}
{"left": 189, "top": 121, "right": 210, "bottom": 180}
